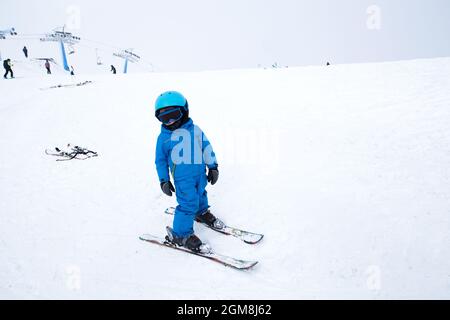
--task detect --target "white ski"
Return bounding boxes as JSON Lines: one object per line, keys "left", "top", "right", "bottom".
{"left": 139, "top": 234, "right": 258, "bottom": 270}
{"left": 165, "top": 207, "right": 264, "bottom": 244}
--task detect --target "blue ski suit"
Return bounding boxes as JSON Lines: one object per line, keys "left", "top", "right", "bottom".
{"left": 155, "top": 119, "right": 218, "bottom": 237}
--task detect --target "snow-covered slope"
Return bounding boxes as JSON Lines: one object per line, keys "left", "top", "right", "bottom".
{"left": 1, "top": 57, "right": 449, "bottom": 299}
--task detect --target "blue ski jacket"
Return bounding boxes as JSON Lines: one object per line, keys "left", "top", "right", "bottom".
{"left": 155, "top": 119, "right": 217, "bottom": 183}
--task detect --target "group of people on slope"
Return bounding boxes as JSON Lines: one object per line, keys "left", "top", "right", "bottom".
{"left": 3, "top": 43, "right": 118, "bottom": 79}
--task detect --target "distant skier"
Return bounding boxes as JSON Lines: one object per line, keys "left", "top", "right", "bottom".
{"left": 3, "top": 59, "right": 13, "bottom": 79}
{"left": 326, "top": 62, "right": 331, "bottom": 66}
{"left": 45, "top": 60, "right": 51, "bottom": 74}
{"left": 70, "top": 66, "right": 75, "bottom": 76}
{"left": 23, "top": 46, "right": 28, "bottom": 58}
{"left": 154, "top": 91, "right": 220, "bottom": 252}
{"left": 111, "top": 65, "right": 116, "bottom": 74}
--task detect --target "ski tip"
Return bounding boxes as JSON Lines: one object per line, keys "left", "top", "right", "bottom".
{"left": 139, "top": 234, "right": 156, "bottom": 241}
{"left": 223, "top": 260, "right": 259, "bottom": 271}
{"left": 244, "top": 234, "right": 264, "bottom": 245}
{"left": 238, "top": 261, "right": 259, "bottom": 271}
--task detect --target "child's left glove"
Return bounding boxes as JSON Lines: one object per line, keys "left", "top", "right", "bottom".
{"left": 207, "top": 168, "right": 219, "bottom": 185}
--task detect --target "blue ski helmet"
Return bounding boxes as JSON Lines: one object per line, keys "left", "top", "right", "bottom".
{"left": 155, "top": 91, "right": 189, "bottom": 114}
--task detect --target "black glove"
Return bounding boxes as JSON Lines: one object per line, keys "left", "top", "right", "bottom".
{"left": 160, "top": 181, "right": 175, "bottom": 197}
{"left": 207, "top": 168, "right": 219, "bottom": 185}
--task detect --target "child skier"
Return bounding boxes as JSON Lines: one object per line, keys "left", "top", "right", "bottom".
{"left": 154, "top": 91, "right": 221, "bottom": 252}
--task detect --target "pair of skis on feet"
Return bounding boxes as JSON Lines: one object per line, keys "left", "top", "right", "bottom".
{"left": 139, "top": 207, "right": 264, "bottom": 270}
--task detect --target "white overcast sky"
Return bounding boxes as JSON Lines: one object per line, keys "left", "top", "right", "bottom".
{"left": 2, "top": 0, "right": 450, "bottom": 71}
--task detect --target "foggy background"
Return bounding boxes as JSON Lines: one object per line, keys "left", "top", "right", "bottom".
{"left": 1, "top": 0, "right": 450, "bottom": 71}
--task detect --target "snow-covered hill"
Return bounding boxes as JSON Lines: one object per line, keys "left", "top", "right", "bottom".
{"left": 1, "top": 57, "right": 449, "bottom": 299}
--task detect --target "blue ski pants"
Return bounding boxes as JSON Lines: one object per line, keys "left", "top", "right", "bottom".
{"left": 173, "top": 173, "right": 209, "bottom": 237}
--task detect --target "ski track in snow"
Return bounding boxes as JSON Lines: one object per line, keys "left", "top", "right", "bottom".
{"left": 1, "top": 57, "right": 450, "bottom": 299}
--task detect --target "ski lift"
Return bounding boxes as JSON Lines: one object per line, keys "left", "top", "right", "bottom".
{"left": 41, "top": 27, "right": 80, "bottom": 50}
{"left": 113, "top": 49, "right": 141, "bottom": 73}
{"left": 0, "top": 27, "right": 17, "bottom": 39}
{"left": 95, "top": 49, "right": 103, "bottom": 65}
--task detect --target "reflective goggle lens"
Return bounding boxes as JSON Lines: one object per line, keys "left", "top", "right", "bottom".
{"left": 157, "top": 107, "right": 183, "bottom": 124}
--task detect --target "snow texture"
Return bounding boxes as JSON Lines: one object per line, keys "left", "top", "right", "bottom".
{"left": 1, "top": 56, "right": 450, "bottom": 299}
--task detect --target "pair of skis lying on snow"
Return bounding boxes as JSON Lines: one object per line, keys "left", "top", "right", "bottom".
{"left": 140, "top": 207, "right": 263, "bottom": 270}
{"left": 45, "top": 145, "right": 98, "bottom": 161}
{"left": 40, "top": 80, "right": 93, "bottom": 91}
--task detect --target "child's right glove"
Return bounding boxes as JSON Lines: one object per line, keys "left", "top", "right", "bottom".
{"left": 160, "top": 181, "right": 175, "bottom": 197}
{"left": 207, "top": 168, "right": 219, "bottom": 185}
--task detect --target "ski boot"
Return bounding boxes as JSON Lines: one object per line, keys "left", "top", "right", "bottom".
{"left": 196, "top": 210, "right": 225, "bottom": 230}
{"left": 165, "top": 227, "right": 207, "bottom": 253}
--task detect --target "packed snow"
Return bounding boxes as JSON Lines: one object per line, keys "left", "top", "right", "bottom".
{"left": 1, "top": 55, "right": 450, "bottom": 299}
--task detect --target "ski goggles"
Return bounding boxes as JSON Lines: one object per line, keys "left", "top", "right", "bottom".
{"left": 157, "top": 107, "right": 183, "bottom": 124}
